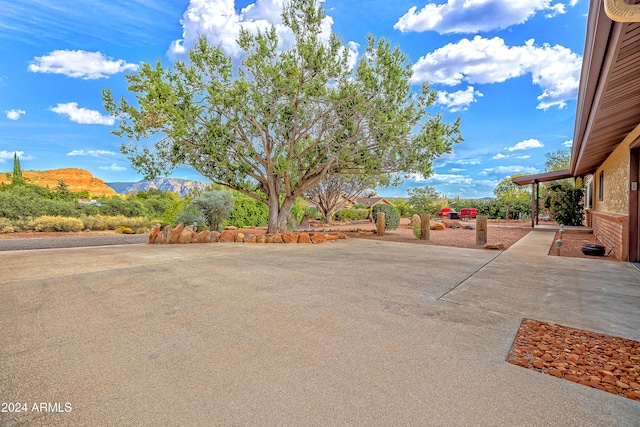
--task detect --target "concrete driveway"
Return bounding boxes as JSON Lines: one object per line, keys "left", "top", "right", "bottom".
{"left": 1, "top": 233, "right": 639, "bottom": 426}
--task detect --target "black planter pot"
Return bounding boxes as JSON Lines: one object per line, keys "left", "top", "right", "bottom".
{"left": 581, "top": 244, "right": 606, "bottom": 256}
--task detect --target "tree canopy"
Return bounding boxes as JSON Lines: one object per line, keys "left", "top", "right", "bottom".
{"left": 494, "top": 176, "right": 530, "bottom": 220}
{"left": 103, "top": 0, "right": 462, "bottom": 233}
{"left": 545, "top": 149, "right": 570, "bottom": 172}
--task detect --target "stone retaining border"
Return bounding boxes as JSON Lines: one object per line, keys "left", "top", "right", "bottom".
{"left": 148, "top": 223, "right": 349, "bottom": 244}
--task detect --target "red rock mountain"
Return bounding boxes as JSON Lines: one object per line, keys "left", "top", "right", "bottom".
{"left": 0, "top": 168, "right": 116, "bottom": 196}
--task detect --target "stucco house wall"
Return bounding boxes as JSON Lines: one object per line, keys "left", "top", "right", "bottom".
{"left": 588, "top": 124, "right": 640, "bottom": 260}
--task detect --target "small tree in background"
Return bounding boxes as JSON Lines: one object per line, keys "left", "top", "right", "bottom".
{"left": 493, "top": 176, "right": 530, "bottom": 220}
{"left": 305, "top": 174, "right": 385, "bottom": 224}
{"left": 12, "top": 153, "right": 24, "bottom": 185}
{"left": 190, "top": 190, "right": 233, "bottom": 231}
{"left": 407, "top": 185, "right": 444, "bottom": 215}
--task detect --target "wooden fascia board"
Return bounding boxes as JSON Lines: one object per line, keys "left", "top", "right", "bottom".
{"left": 571, "top": 0, "right": 620, "bottom": 175}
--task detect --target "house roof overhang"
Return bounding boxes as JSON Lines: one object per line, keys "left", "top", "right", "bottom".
{"left": 513, "top": 0, "right": 640, "bottom": 187}
{"left": 511, "top": 170, "right": 572, "bottom": 186}
{"left": 571, "top": 0, "right": 640, "bottom": 177}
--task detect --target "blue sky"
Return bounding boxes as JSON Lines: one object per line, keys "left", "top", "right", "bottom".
{"left": 0, "top": 0, "right": 588, "bottom": 198}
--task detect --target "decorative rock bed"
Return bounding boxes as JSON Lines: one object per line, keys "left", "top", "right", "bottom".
{"left": 147, "top": 223, "right": 349, "bottom": 245}
{"left": 508, "top": 319, "right": 640, "bottom": 401}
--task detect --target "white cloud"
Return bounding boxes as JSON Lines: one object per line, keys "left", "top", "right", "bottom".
{"left": 480, "top": 165, "right": 539, "bottom": 177}
{"left": 0, "top": 150, "right": 33, "bottom": 162}
{"left": 411, "top": 36, "right": 581, "bottom": 109}
{"left": 5, "top": 109, "right": 25, "bottom": 120}
{"left": 395, "top": 0, "right": 564, "bottom": 34}
{"left": 28, "top": 50, "right": 137, "bottom": 79}
{"left": 449, "top": 167, "right": 465, "bottom": 172}
{"left": 168, "top": 0, "right": 352, "bottom": 64}
{"left": 67, "top": 150, "right": 119, "bottom": 157}
{"left": 169, "top": 0, "right": 291, "bottom": 58}
{"left": 506, "top": 138, "right": 544, "bottom": 151}
{"left": 426, "top": 173, "right": 474, "bottom": 185}
{"left": 99, "top": 163, "right": 127, "bottom": 171}
{"left": 563, "top": 139, "right": 573, "bottom": 147}
{"left": 51, "top": 103, "right": 115, "bottom": 125}
{"left": 436, "top": 86, "right": 482, "bottom": 112}
{"left": 493, "top": 152, "right": 532, "bottom": 160}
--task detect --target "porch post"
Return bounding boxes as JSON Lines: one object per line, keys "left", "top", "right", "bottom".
{"left": 531, "top": 182, "right": 535, "bottom": 228}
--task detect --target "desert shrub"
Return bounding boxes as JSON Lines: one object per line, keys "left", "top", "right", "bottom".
{"left": 0, "top": 218, "right": 16, "bottom": 233}
{"left": 190, "top": 190, "right": 233, "bottom": 231}
{"left": 97, "top": 196, "right": 148, "bottom": 217}
{"left": 412, "top": 222, "right": 421, "bottom": 239}
{"left": 80, "top": 215, "right": 152, "bottom": 231}
{"left": 31, "top": 216, "right": 84, "bottom": 232}
{"left": 80, "top": 215, "right": 108, "bottom": 230}
{"left": 334, "top": 209, "right": 369, "bottom": 221}
{"left": 372, "top": 204, "right": 400, "bottom": 231}
{"left": 115, "top": 225, "right": 134, "bottom": 234}
{"left": 175, "top": 205, "right": 208, "bottom": 229}
{"left": 227, "top": 191, "right": 268, "bottom": 228}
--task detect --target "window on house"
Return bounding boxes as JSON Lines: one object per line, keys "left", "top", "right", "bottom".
{"left": 588, "top": 180, "right": 593, "bottom": 208}
{"left": 598, "top": 171, "right": 604, "bottom": 201}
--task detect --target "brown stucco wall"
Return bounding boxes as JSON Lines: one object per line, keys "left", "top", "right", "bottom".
{"left": 589, "top": 123, "right": 640, "bottom": 261}
{"left": 594, "top": 141, "right": 629, "bottom": 215}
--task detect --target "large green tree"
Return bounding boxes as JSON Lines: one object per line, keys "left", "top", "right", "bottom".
{"left": 494, "top": 176, "right": 530, "bottom": 220}
{"left": 407, "top": 185, "right": 443, "bottom": 215}
{"left": 545, "top": 149, "right": 570, "bottom": 172}
{"left": 103, "top": 0, "right": 462, "bottom": 233}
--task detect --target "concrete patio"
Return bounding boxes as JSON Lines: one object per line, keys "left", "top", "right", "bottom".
{"left": 1, "top": 230, "right": 639, "bottom": 426}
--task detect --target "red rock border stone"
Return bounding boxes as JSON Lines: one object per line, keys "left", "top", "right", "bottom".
{"left": 147, "top": 223, "right": 349, "bottom": 245}
{"left": 508, "top": 318, "right": 640, "bottom": 401}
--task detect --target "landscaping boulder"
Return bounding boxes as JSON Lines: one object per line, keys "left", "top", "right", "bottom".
{"left": 430, "top": 223, "right": 446, "bottom": 231}
{"left": 282, "top": 233, "right": 298, "bottom": 243}
{"left": 171, "top": 223, "right": 185, "bottom": 243}
{"left": 148, "top": 224, "right": 161, "bottom": 244}
{"left": 162, "top": 225, "right": 174, "bottom": 244}
{"left": 311, "top": 234, "right": 327, "bottom": 244}
{"left": 195, "top": 230, "right": 210, "bottom": 243}
{"left": 218, "top": 230, "right": 235, "bottom": 243}
{"left": 484, "top": 242, "right": 505, "bottom": 250}
{"left": 178, "top": 226, "right": 194, "bottom": 244}
{"left": 298, "top": 233, "right": 311, "bottom": 243}
{"left": 236, "top": 232, "right": 245, "bottom": 243}
{"left": 208, "top": 231, "right": 221, "bottom": 243}
{"left": 410, "top": 214, "right": 421, "bottom": 228}
{"left": 244, "top": 234, "right": 257, "bottom": 243}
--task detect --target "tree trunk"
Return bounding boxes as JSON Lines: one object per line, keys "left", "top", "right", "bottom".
{"left": 266, "top": 196, "right": 297, "bottom": 234}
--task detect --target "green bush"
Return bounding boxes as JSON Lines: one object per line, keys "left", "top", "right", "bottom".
{"left": 545, "top": 184, "right": 584, "bottom": 226}
{"left": 334, "top": 208, "right": 369, "bottom": 221}
{"left": 80, "top": 215, "right": 153, "bottom": 231}
{"left": 372, "top": 204, "right": 400, "bottom": 231}
{"left": 175, "top": 205, "right": 208, "bottom": 229}
{"left": 31, "top": 216, "right": 84, "bottom": 232}
{"left": 0, "top": 218, "right": 16, "bottom": 233}
{"left": 190, "top": 190, "right": 233, "bottom": 231}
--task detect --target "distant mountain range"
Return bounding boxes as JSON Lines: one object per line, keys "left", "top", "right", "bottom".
{"left": 106, "top": 178, "right": 209, "bottom": 196}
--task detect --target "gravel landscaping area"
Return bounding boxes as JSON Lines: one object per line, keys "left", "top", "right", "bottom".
{"left": 508, "top": 319, "right": 640, "bottom": 402}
